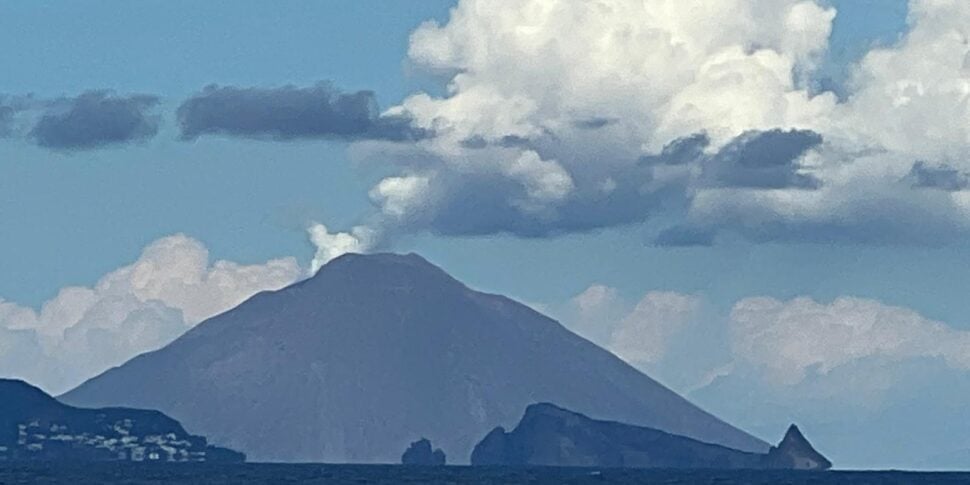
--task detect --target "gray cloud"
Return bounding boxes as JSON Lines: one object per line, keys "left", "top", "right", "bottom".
{"left": 909, "top": 161, "right": 970, "bottom": 191}
{"left": 706, "top": 129, "right": 822, "bottom": 189}
{"left": 367, "top": 129, "right": 823, "bottom": 241}
{"left": 640, "top": 129, "right": 822, "bottom": 189}
{"left": 177, "top": 83, "right": 427, "bottom": 142}
{"left": 29, "top": 91, "right": 160, "bottom": 150}
{"left": 654, "top": 225, "right": 716, "bottom": 247}
{"left": 647, "top": 129, "right": 823, "bottom": 189}
{"left": 654, "top": 187, "right": 965, "bottom": 247}
{"left": 572, "top": 117, "right": 618, "bottom": 130}
{"left": 370, "top": 145, "right": 685, "bottom": 240}
{"left": 0, "top": 105, "right": 14, "bottom": 137}
{"left": 640, "top": 133, "right": 709, "bottom": 166}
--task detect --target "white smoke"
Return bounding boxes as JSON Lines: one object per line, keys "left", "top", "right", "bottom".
{"left": 307, "top": 222, "right": 376, "bottom": 274}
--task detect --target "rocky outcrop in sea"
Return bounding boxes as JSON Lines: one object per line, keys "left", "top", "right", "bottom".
{"left": 401, "top": 438, "right": 446, "bottom": 465}
{"left": 471, "top": 403, "right": 830, "bottom": 470}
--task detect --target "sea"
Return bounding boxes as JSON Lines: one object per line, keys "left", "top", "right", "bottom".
{"left": 1, "top": 464, "right": 969, "bottom": 485}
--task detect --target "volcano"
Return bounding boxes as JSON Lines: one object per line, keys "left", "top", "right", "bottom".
{"left": 62, "top": 253, "right": 767, "bottom": 463}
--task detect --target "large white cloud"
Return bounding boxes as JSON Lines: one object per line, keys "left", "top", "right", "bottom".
{"left": 360, "top": 0, "right": 838, "bottom": 238}
{"left": 351, "top": 0, "right": 970, "bottom": 245}
{"left": 687, "top": 0, "right": 970, "bottom": 242}
{"left": 0, "top": 234, "right": 301, "bottom": 394}
{"left": 404, "top": 0, "right": 834, "bottom": 146}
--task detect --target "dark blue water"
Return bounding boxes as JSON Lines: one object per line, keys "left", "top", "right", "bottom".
{"left": 1, "top": 464, "right": 968, "bottom": 484}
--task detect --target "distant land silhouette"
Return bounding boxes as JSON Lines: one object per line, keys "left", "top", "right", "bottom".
{"left": 0, "top": 379, "right": 243, "bottom": 463}
{"left": 471, "top": 403, "right": 830, "bottom": 470}
{"left": 62, "top": 253, "right": 768, "bottom": 463}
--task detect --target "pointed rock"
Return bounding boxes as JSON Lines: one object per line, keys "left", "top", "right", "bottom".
{"left": 765, "top": 424, "right": 832, "bottom": 470}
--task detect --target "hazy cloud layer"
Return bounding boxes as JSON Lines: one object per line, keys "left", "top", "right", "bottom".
{"left": 0, "top": 235, "right": 301, "bottom": 394}
{"left": 29, "top": 91, "right": 160, "bottom": 150}
{"left": 557, "top": 285, "right": 970, "bottom": 468}
{"left": 559, "top": 286, "right": 704, "bottom": 372}
{"left": 177, "top": 83, "right": 427, "bottom": 142}
{"left": 730, "top": 296, "right": 970, "bottom": 384}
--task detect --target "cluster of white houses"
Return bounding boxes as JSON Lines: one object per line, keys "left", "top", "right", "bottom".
{"left": 0, "top": 418, "right": 209, "bottom": 462}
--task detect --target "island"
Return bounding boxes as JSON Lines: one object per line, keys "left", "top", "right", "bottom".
{"left": 0, "top": 379, "right": 244, "bottom": 463}
{"left": 471, "top": 402, "right": 831, "bottom": 470}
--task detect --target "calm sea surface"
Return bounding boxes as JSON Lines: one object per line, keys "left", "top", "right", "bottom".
{"left": 1, "top": 464, "right": 968, "bottom": 484}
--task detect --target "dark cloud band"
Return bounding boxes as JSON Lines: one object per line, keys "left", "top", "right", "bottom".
{"left": 908, "top": 161, "right": 969, "bottom": 191}
{"left": 645, "top": 129, "right": 823, "bottom": 189}
{"left": 0, "top": 104, "right": 14, "bottom": 137}
{"left": 177, "top": 83, "right": 426, "bottom": 142}
{"left": 29, "top": 91, "right": 160, "bottom": 150}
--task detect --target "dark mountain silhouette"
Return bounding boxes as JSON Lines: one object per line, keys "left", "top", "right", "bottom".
{"left": 471, "top": 403, "right": 830, "bottom": 470}
{"left": 62, "top": 253, "right": 767, "bottom": 463}
{"left": 0, "top": 379, "right": 243, "bottom": 462}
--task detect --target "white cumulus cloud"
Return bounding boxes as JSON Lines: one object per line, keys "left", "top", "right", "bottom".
{"left": 346, "top": 0, "right": 970, "bottom": 246}
{"left": 0, "top": 234, "right": 301, "bottom": 394}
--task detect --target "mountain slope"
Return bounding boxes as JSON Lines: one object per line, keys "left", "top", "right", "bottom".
{"left": 61, "top": 253, "right": 767, "bottom": 463}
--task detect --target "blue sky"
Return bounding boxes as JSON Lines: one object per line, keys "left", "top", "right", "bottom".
{"left": 0, "top": 0, "right": 451, "bottom": 305}
{"left": 3, "top": 0, "right": 927, "bottom": 317}
{"left": 8, "top": 0, "right": 970, "bottom": 469}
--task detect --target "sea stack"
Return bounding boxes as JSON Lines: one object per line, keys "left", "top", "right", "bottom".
{"left": 401, "top": 438, "right": 446, "bottom": 465}
{"left": 764, "top": 425, "right": 832, "bottom": 470}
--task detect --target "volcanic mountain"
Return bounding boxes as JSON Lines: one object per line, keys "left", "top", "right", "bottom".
{"left": 61, "top": 253, "right": 767, "bottom": 463}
